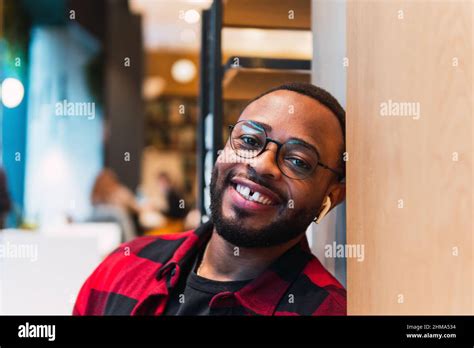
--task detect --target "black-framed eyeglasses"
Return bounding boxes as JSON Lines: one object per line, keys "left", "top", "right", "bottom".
{"left": 228, "top": 120, "right": 343, "bottom": 180}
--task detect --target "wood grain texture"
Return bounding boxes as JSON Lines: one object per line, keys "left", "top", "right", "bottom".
{"left": 347, "top": 0, "right": 473, "bottom": 314}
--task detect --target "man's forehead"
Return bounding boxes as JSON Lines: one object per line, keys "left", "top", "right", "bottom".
{"left": 238, "top": 90, "right": 341, "bottom": 139}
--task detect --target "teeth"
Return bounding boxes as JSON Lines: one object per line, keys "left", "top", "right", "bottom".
{"left": 235, "top": 184, "right": 273, "bottom": 205}
{"left": 252, "top": 192, "right": 261, "bottom": 202}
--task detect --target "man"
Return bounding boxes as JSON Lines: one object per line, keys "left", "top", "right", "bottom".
{"left": 73, "top": 82, "right": 346, "bottom": 316}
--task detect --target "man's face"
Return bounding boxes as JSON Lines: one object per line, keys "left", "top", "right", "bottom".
{"left": 210, "top": 90, "right": 344, "bottom": 248}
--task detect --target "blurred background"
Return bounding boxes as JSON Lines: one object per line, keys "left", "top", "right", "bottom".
{"left": 0, "top": 0, "right": 347, "bottom": 314}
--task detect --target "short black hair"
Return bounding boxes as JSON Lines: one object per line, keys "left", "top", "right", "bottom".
{"left": 249, "top": 82, "right": 345, "bottom": 137}
{"left": 246, "top": 82, "right": 346, "bottom": 177}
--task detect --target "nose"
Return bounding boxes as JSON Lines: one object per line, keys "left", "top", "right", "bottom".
{"left": 250, "top": 142, "right": 282, "bottom": 180}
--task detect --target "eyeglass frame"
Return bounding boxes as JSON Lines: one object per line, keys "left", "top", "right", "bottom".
{"left": 227, "top": 120, "right": 344, "bottom": 180}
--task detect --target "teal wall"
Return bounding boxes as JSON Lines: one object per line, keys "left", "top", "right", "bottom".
{"left": 0, "top": 40, "right": 28, "bottom": 227}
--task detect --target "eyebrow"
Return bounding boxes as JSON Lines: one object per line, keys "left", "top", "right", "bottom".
{"left": 287, "top": 138, "right": 321, "bottom": 158}
{"left": 248, "top": 120, "right": 272, "bottom": 132}
{"left": 248, "top": 119, "right": 321, "bottom": 157}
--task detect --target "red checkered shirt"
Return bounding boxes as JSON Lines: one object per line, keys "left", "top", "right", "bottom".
{"left": 73, "top": 221, "right": 346, "bottom": 316}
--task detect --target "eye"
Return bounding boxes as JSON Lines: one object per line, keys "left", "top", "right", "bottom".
{"left": 240, "top": 135, "right": 260, "bottom": 147}
{"left": 286, "top": 157, "right": 311, "bottom": 170}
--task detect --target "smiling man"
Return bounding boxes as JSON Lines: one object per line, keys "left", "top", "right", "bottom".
{"left": 74, "top": 82, "right": 347, "bottom": 316}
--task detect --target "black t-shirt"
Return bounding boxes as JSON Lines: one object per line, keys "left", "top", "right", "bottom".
{"left": 164, "top": 251, "right": 251, "bottom": 315}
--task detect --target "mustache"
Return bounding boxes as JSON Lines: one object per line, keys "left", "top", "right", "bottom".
{"left": 223, "top": 166, "right": 286, "bottom": 203}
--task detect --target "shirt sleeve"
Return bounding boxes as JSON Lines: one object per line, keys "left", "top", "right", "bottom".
{"left": 73, "top": 272, "right": 95, "bottom": 315}
{"left": 72, "top": 247, "right": 123, "bottom": 316}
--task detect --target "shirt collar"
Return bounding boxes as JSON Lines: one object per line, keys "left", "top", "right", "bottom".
{"left": 156, "top": 220, "right": 213, "bottom": 281}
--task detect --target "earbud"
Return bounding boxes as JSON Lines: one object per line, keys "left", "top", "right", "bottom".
{"left": 314, "top": 196, "right": 332, "bottom": 224}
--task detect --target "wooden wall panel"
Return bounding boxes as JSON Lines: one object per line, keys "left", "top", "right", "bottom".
{"left": 347, "top": 0, "right": 473, "bottom": 314}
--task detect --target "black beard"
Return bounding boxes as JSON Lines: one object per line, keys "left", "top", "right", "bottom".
{"left": 209, "top": 166, "right": 316, "bottom": 248}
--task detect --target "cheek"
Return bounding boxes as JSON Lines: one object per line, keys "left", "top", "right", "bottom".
{"left": 216, "top": 145, "right": 235, "bottom": 169}
{"left": 215, "top": 158, "right": 234, "bottom": 182}
{"left": 287, "top": 181, "right": 324, "bottom": 212}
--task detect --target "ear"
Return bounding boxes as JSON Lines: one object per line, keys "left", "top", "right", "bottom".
{"left": 324, "top": 180, "right": 346, "bottom": 214}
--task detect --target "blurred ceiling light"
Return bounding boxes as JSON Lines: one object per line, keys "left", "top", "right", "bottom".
{"left": 129, "top": 0, "right": 211, "bottom": 51}
{"left": 1, "top": 78, "right": 25, "bottom": 108}
{"left": 184, "top": 9, "right": 200, "bottom": 24}
{"left": 130, "top": 0, "right": 212, "bottom": 14}
{"left": 143, "top": 76, "right": 167, "bottom": 100}
{"left": 171, "top": 59, "right": 196, "bottom": 84}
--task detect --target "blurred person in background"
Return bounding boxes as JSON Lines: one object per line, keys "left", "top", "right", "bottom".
{"left": 0, "top": 167, "right": 12, "bottom": 229}
{"left": 141, "top": 172, "right": 188, "bottom": 236}
{"left": 89, "top": 168, "right": 140, "bottom": 241}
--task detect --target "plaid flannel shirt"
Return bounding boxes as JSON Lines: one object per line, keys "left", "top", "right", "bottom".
{"left": 73, "top": 221, "right": 346, "bottom": 316}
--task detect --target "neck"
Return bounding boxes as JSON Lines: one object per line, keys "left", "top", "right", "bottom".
{"left": 197, "top": 228, "right": 304, "bottom": 281}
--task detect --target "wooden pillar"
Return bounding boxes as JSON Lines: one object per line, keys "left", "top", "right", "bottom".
{"left": 346, "top": 0, "right": 473, "bottom": 314}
